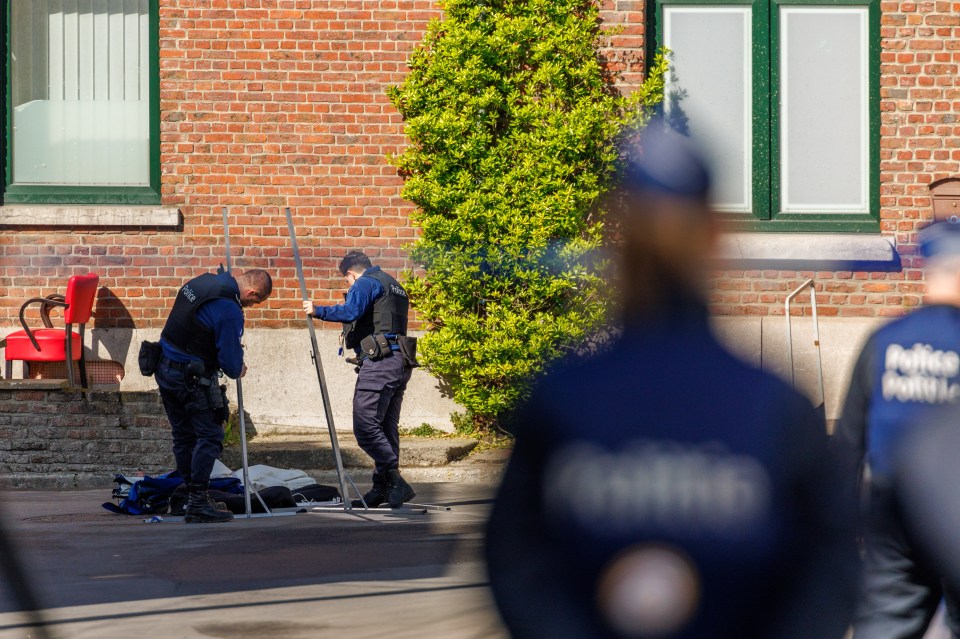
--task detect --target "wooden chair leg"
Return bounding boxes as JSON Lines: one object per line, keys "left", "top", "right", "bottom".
{"left": 4, "top": 359, "right": 10, "bottom": 380}
{"left": 78, "top": 324, "right": 88, "bottom": 388}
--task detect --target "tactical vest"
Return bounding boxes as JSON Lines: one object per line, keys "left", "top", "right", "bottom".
{"left": 343, "top": 268, "right": 409, "bottom": 349}
{"left": 161, "top": 273, "right": 241, "bottom": 369}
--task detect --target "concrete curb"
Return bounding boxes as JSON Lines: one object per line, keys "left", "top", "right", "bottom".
{"left": 0, "top": 441, "right": 510, "bottom": 490}
{"left": 307, "top": 463, "right": 505, "bottom": 487}
{"left": 221, "top": 435, "right": 480, "bottom": 471}
{"left": 235, "top": 437, "right": 510, "bottom": 487}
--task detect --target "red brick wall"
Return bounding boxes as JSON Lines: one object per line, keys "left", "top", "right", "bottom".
{"left": 0, "top": 0, "right": 651, "bottom": 331}
{"left": 709, "top": 2, "right": 958, "bottom": 319}
{"left": 1, "top": 0, "right": 442, "bottom": 330}
{"left": 599, "top": 0, "right": 648, "bottom": 90}
{"left": 11, "top": 1, "right": 941, "bottom": 328}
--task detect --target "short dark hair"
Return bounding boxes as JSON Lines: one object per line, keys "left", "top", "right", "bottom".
{"left": 240, "top": 269, "right": 273, "bottom": 298}
{"left": 339, "top": 251, "right": 373, "bottom": 276}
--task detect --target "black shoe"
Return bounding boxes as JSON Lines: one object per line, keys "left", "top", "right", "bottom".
{"left": 184, "top": 483, "right": 234, "bottom": 524}
{"left": 351, "top": 473, "right": 387, "bottom": 508}
{"left": 352, "top": 488, "right": 387, "bottom": 508}
{"left": 385, "top": 469, "right": 416, "bottom": 509}
{"left": 169, "top": 484, "right": 189, "bottom": 516}
{"left": 173, "top": 495, "right": 227, "bottom": 517}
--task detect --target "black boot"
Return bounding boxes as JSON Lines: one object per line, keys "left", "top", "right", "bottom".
{"left": 184, "top": 482, "right": 234, "bottom": 524}
{"left": 169, "top": 483, "right": 189, "bottom": 516}
{"left": 352, "top": 473, "right": 387, "bottom": 508}
{"left": 385, "top": 469, "right": 415, "bottom": 509}
{"left": 172, "top": 483, "right": 227, "bottom": 517}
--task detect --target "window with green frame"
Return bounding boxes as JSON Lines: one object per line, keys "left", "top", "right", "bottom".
{"left": 5, "top": 0, "right": 160, "bottom": 205}
{"left": 653, "top": 0, "right": 880, "bottom": 232}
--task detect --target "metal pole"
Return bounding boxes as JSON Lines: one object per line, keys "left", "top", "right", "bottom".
{"left": 785, "top": 278, "right": 826, "bottom": 420}
{"left": 284, "top": 207, "right": 354, "bottom": 510}
{"left": 784, "top": 278, "right": 815, "bottom": 388}
{"left": 223, "top": 207, "right": 254, "bottom": 517}
{"left": 810, "top": 283, "right": 826, "bottom": 421}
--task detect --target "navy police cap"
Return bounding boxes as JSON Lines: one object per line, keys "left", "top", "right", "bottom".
{"left": 622, "top": 116, "right": 712, "bottom": 200}
{"left": 919, "top": 220, "right": 960, "bottom": 258}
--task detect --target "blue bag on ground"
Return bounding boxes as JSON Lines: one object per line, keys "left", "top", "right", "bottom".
{"left": 102, "top": 471, "right": 243, "bottom": 515}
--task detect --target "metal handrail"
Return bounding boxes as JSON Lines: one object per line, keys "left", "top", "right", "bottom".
{"left": 785, "top": 279, "right": 826, "bottom": 416}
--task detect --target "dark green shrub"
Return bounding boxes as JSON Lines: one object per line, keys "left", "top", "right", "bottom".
{"left": 390, "top": 0, "right": 667, "bottom": 432}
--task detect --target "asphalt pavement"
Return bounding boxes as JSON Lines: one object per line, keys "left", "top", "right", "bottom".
{"left": 0, "top": 480, "right": 952, "bottom": 639}
{"left": 0, "top": 483, "right": 506, "bottom": 639}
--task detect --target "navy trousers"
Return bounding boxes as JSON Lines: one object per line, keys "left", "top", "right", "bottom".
{"left": 155, "top": 361, "right": 225, "bottom": 485}
{"left": 854, "top": 486, "right": 960, "bottom": 639}
{"left": 352, "top": 350, "right": 412, "bottom": 477}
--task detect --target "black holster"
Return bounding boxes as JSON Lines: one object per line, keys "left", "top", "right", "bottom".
{"left": 398, "top": 335, "right": 419, "bottom": 368}
{"left": 185, "top": 363, "right": 229, "bottom": 423}
{"left": 138, "top": 341, "right": 162, "bottom": 376}
{"left": 360, "top": 334, "right": 392, "bottom": 361}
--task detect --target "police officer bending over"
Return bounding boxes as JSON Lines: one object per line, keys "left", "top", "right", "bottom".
{"left": 303, "top": 251, "right": 416, "bottom": 509}
{"left": 836, "top": 221, "right": 960, "bottom": 638}
{"left": 157, "top": 268, "right": 273, "bottom": 523}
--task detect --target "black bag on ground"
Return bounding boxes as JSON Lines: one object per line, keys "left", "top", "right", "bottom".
{"left": 212, "top": 486, "right": 298, "bottom": 514}
{"left": 398, "top": 336, "right": 419, "bottom": 368}
{"left": 138, "top": 341, "right": 162, "bottom": 376}
{"left": 291, "top": 483, "right": 341, "bottom": 502}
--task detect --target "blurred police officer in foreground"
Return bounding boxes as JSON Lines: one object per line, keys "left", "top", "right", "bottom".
{"left": 485, "top": 119, "right": 858, "bottom": 638}
{"left": 303, "top": 251, "right": 417, "bottom": 509}
{"left": 835, "top": 220, "right": 960, "bottom": 638}
{"left": 158, "top": 268, "right": 273, "bottom": 523}
{"left": 895, "top": 404, "right": 960, "bottom": 605}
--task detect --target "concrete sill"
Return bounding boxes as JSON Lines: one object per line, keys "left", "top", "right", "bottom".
{"left": 0, "top": 206, "right": 180, "bottom": 228}
{"left": 715, "top": 233, "right": 900, "bottom": 271}
{"left": 0, "top": 379, "right": 69, "bottom": 391}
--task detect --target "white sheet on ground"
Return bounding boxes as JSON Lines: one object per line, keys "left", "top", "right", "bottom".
{"left": 211, "top": 459, "right": 235, "bottom": 479}
{"left": 233, "top": 464, "right": 317, "bottom": 492}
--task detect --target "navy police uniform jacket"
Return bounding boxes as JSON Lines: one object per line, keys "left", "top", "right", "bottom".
{"left": 486, "top": 306, "right": 858, "bottom": 639}
{"left": 159, "top": 272, "right": 246, "bottom": 379}
{"left": 835, "top": 304, "right": 960, "bottom": 484}
{"left": 310, "top": 265, "right": 408, "bottom": 354}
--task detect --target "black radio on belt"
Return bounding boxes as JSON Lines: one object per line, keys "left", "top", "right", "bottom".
{"left": 185, "top": 360, "right": 210, "bottom": 386}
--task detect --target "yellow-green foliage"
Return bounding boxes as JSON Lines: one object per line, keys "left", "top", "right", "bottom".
{"left": 389, "top": 0, "right": 667, "bottom": 431}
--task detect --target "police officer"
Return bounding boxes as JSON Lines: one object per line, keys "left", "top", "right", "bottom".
{"left": 303, "top": 251, "right": 415, "bottom": 509}
{"left": 894, "top": 407, "right": 960, "bottom": 604}
{"left": 485, "top": 120, "right": 858, "bottom": 638}
{"left": 835, "top": 220, "right": 960, "bottom": 638}
{"left": 157, "top": 268, "right": 273, "bottom": 524}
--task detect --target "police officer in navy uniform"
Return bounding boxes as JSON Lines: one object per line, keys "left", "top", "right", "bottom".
{"left": 836, "top": 221, "right": 960, "bottom": 638}
{"left": 303, "top": 251, "right": 416, "bottom": 509}
{"left": 485, "top": 120, "right": 858, "bottom": 638}
{"left": 158, "top": 268, "right": 273, "bottom": 523}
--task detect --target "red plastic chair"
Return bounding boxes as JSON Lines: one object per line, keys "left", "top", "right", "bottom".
{"left": 3, "top": 273, "right": 100, "bottom": 388}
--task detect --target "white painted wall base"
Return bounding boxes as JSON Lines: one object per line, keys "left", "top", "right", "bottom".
{"left": 0, "top": 327, "right": 461, "bottom": 433}
{"left": 712, "top": 315, "right": 889, "bottom": 420}
{"left": 1, "top": 315, "right": 892, "bottom": 429}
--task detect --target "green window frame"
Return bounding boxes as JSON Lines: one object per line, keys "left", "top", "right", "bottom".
{"left": 652, "top": 0, "right": 880, "bottom": 232}
{"left": 2, "top": 0, "right": 161, "bottom": 206}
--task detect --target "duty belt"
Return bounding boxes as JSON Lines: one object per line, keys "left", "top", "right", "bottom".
{"left": 352, "top": 336, "right": 400, "bottom": 364}
{"left": 160, "top": 356, "right": 215, "bottom": 377}
{"left": 159, "top": 356, "right": 192, "bottom": 372}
